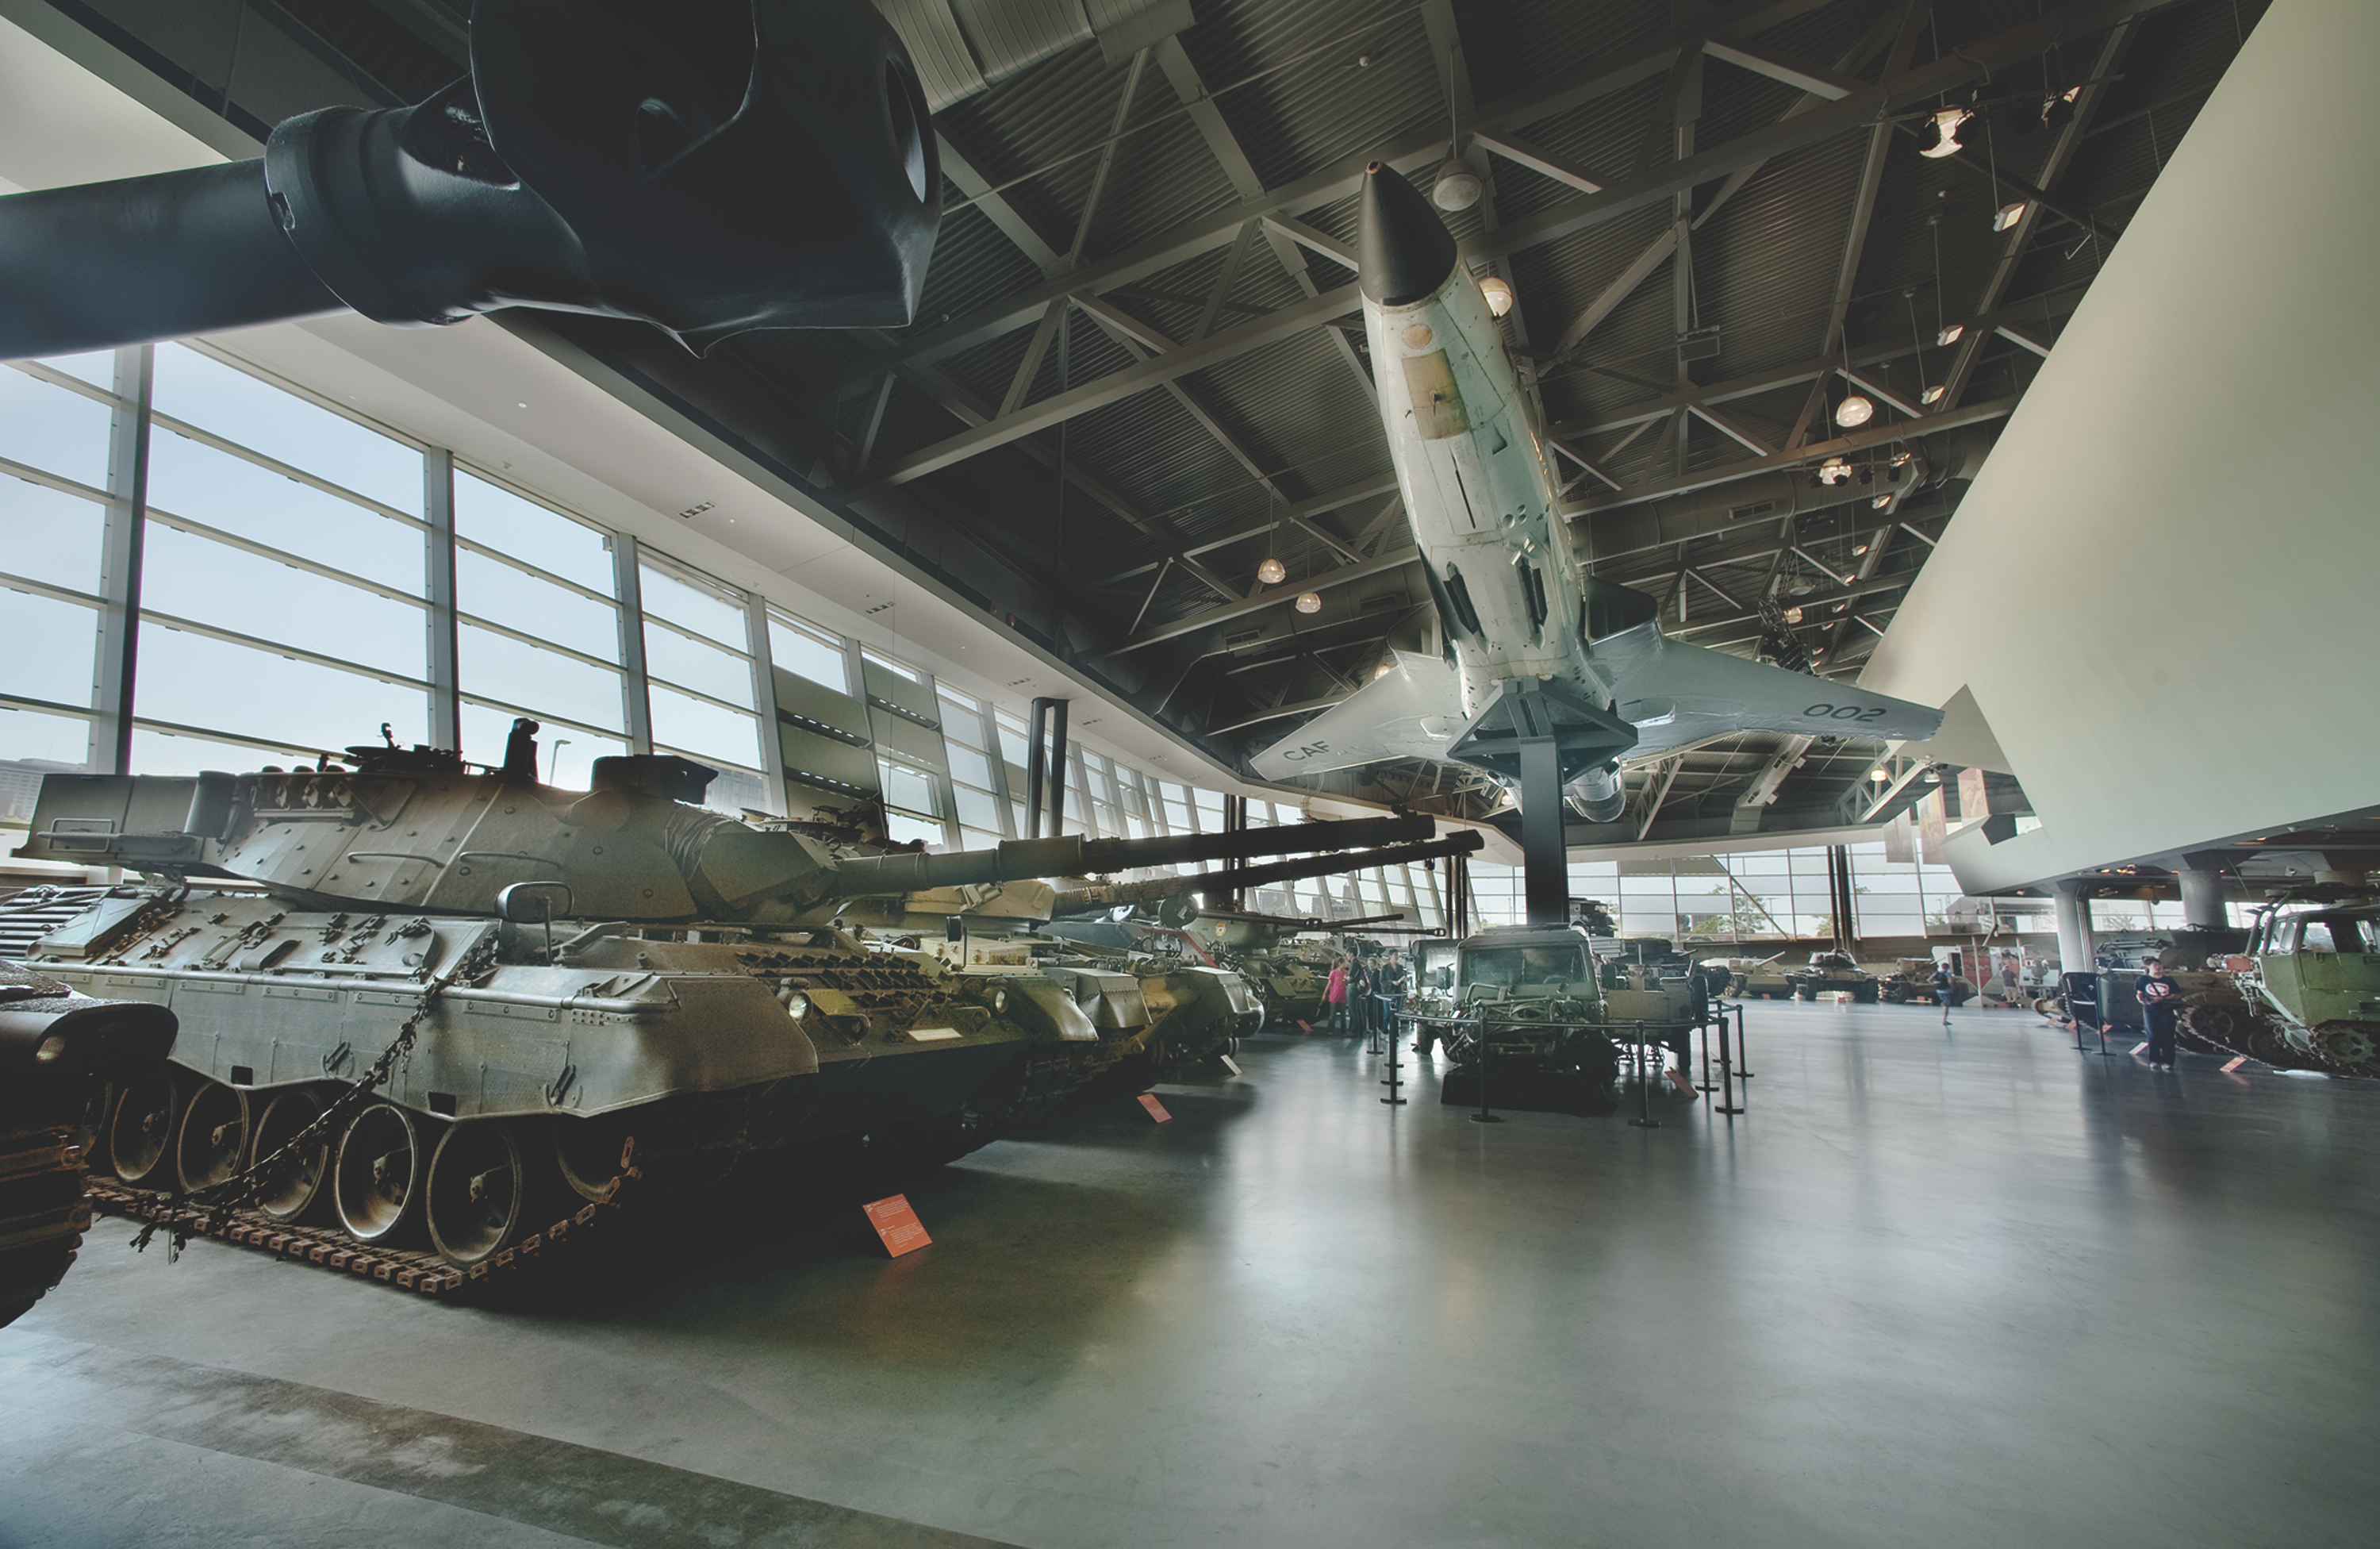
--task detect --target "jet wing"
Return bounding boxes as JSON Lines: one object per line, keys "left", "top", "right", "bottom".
{"left": 1248, "top": 651, "right": 1464, "bottom": 778}
{"left": 1586, "top": 622, "right": 1944, "bottom": 760}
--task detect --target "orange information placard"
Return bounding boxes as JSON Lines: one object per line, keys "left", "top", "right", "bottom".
{"left": 1219, "top": 1055, "right": 1242, "bottom": 1076}
{"left": 2132, "top": 1041, "right": 2151, "bottom": 1055}
{"left": 1667, "top": 1068, "right": 1695, "bottom": 1097}
{"left": 2221, "top": 1055, "right": 2249, "bottom": 1072}
{"left": 1137, "top": 1093, "right": 1172, "bottom": 1122}
{"left": 861, "top": 1194, "right": 931, "bottom": 1258}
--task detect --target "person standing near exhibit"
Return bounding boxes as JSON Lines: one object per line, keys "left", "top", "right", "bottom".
{"left": 2137, "top": 957, "right": 2182, "bottom": 1068}
{"left": 1324, "top": 956, "right": 1350, "bottom": 1032}
{"left": 1930, "top": 962, "right": 1955, "bottom": 1025}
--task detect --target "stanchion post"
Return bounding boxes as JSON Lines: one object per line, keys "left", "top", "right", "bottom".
{"left": 2095, "top": 1021, "right": 2114, "bottom": 1058}
{"left": 1697, "top": 1009, "right": 1718, "bottom": 1094}
{"left": 1628, "top": 1018, "right": 1660, "bottom": 1128}
{"left": 1381, "top": 1013, "right": 1407, "bottom": 1105}
{"left": 1470, "top": 1017, "right": 1502, "bottom": 1124}
{"left": 1733, "top": 1002, "right": 1755, "bottom": 1079}
{"left": 1714, "top": 1010, "right": 1745, "bottom": 1116}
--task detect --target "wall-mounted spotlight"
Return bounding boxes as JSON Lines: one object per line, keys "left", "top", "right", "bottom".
{"left": 1992, "top": 200, "right": 2029, "bottom": 232}
{"left": 1257, "top": 556, "right": 1287, "bottom": 586}
{"left": 1917, "top": 106, "right": 1971, "bottom": 158}
{"left": 1477, "top": 273, "right": 1514, "bottom": 316}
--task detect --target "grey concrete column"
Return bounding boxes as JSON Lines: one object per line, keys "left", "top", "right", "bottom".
{"left": 2052, "top": 880, "right": 2094, "bottom": 976}
{"left": 2177, "top": 867, "right": 2228, "bottom": 930}
{"left": 90, "top": 344, "right": 152, "bottom": 774}
{"left": 610, "top": 532, "right": 654, "bottom": 755}
{"left": 422, "top": 448, "right": 461, "bottom": 753}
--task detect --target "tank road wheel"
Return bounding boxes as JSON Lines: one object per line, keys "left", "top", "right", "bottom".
{"left": 250, "top": 1087, "right": 335, "bottom": 1224}
{"left": 2178, "top": 998, "right": 2241, "bottom": 1055}
{"left": 2311, "top": 1020, "right": 2380, "bottom": 1072}
{"left": 107, "top": 1071, "right": 182, "bottom": 1188}
{"left": 427, "top": 1121, "right": 552, "bottom": 1267}
{"left": 333, "top": 1103, "right": 432, "bottom": 1245}
{"left": 173, "top": 1081, "right": 251, "bottom": 1193}
{"left": 554, "top": 1113, "right": 639, "bottom": 1205}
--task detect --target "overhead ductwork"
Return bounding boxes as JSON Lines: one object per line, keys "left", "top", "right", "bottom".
{"left": 0, "top": 0, "right": 941, "bottom": 359}
{"left": 875, "top": 0, "right": 1193, "bottom": 110}
{"left": 1574, "top": 426, "right": 2001, "bottom": 567}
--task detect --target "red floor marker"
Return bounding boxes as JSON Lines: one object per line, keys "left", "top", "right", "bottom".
{"left": 1137, "top": 1093, "right": 1172, "bottom": 1122}
{"left": 1295, "top": 1020, "right": 1311, "bottom": 1033}
{"left": 1667, "top": 1069, "right": 1695, "bottom": 1097}
{"left": 1219, "top": 1055, "right": 1242, "bottom": 1076}
{"left": 2222, "top": 1055, "right": 2249, "bottom": 1072}
{"left": 2132, "top": 1041, "right": 2151, "bottom": 1055}
{"left": 862, "top": 1194, "right": 931, "bottom": 1259}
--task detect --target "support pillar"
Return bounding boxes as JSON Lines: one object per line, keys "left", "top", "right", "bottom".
{"left": 2176, "top": 867, "right": 2228, "bottom": 931}
{"left": 1518, "top": 734, "right": 1568, "bottom": 927}
{"left": 2052, "top": 880, "right": 2094, "bottom": 976}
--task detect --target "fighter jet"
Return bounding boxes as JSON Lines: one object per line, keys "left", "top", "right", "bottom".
{"left": 1251, "top": 163, "right": 1941, "bottom": 825}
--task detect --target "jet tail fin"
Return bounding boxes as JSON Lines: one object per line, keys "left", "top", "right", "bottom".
{"left": 1587, "top": 622, "right": 1944, "bottom": 759}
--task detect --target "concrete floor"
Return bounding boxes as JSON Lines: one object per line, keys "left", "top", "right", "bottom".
{"left": 5, "top": 1002, "right": 2377, "bottom": 1549}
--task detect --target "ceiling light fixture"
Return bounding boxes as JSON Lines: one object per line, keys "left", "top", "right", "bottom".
{"left": 1782, "top": 605, "right": 1805, "bottom": 625}
{"left": 1918, "top": 106, "right": 1971, "bottom": 159}
{"left": 1478, "top": 274, "right": 1514, "bottom": 317}
{"left": 1992, "top": 200, "right": 2029, "bottom": 232}
{"left": 1431, "top": 158, "right": 1482, "bottom": 212}
{"left": 2041, "top": 84, "right": 2082, "bottom": 130}
{"left": 1257, "top": 556, "right": 1287, "bottom": 586}
{"left": 1852, "top": 544, "right": 1870, "bottom": 555}
{"left": 1834, "top": 393, "right": 1875, "bottom": 429}
{"left": 1871, "top": 494, "right": 1893, "bottom": 510}
{"left": 1295, "top": 590, "right": 1322, "bottom": 614}
{"left": 1817, "top": 455, "right": 1853, "bottom": 486}
{"left": 1373, "top": 662, "right": 1393, "bottom": 679}
{"left": 1921, "top": 384, "right": 1947, "bottom": 405}
{"left": 1937, "top": 322, "right": 1964, "bottom": 346}
{"left": 1871, "top": 768, "right": 1891, "bottom": 782}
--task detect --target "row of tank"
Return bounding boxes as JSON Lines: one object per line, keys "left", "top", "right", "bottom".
{"left": 3, "top": 739, "right": 1479, "bottom": 1281}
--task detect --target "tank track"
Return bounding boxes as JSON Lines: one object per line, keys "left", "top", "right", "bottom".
{"left": 0, "top": 1125, "right": 93, "bottom": 1329}
{"left": 79, "top": 1124, "right": 743, "bottom": 1300}
{"left": 84, "top": 1175, "right": 617, "bottom": 1298}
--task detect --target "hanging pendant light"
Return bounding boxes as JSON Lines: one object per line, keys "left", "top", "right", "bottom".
{"left": 1834, "top": 393, "right": 1875, "bottom": 429}
{"left": 1477, "top": 273, "right": 1514, "bottom": 317}
{"left": 1257, "top": 556, "right": 1287, "bottom": 586}
{"left": 1295, "top": 590, "right": 1323, "bottom": 614}
{"left": 1431, "top": 157, "right": 1482, "bottom": 212}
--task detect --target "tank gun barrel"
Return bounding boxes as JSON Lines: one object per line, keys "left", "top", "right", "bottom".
{"left": 823, "top": 814, "right": 1430, "bottom": 897}
{"left": 1051, "top": 832, "right": 1484, "bottom": 915}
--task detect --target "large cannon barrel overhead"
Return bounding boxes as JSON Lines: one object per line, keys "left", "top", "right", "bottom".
{"left": 1052, "top": 832, "right": 1485, "bottom": 914}
{"left": 822, "top": 813, "right": 1437, "bottom": 897}
{"left": 0, "top": 0, "right": 939, "bottom": 360}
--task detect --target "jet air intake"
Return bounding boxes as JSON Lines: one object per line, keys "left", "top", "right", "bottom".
{"left": 0, "top": 0, "right": 940, "bottom": 359}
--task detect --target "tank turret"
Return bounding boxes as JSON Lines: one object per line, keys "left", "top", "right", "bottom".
{"left": 13, "top": 754, "right": 1436, "bottom": 930}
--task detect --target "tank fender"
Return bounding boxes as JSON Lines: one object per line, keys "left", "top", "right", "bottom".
{"left": 998, "top": 978, "right": 1100, "bottom": 1044}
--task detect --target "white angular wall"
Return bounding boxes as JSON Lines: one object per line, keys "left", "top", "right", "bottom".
{"left": 1861, "top": 0, "right": 2380, "bottom": 894}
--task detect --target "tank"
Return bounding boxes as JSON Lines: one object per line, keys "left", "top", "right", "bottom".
{"left": 877, "top": 831, "right": 1480, "bottom": 1082}
{"left": 5, "top": 743, "right": 1456, "bottom": 1282}
{"left": 1787, "top": 951, "right": 1882, "bottom": 1004}
{"left": 0, "top": 955, "right": 177, "bottom": 1327}
{"left": 2139, "top": 895, "right": 2379, "bottom": 1074}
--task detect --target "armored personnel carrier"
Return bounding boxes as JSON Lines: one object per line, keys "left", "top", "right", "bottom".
{"left": 6, "top": 744, "right": 1458, "bottom": 1286}
{"left": 2188, "top": 894, "right": 2380, "bottom": 1074}
{"left": 0, "top": 955, "right": 177, "bottom": 1327}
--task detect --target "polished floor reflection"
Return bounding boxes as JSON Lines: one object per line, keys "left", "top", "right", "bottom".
{"left": 6, "top": 1002, "right": 2377, "bottom": 1549}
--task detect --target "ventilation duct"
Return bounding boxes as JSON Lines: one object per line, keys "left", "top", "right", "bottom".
{"left": 1575, "top": 427, "right": 2000, "bottom": 567}
{"left": 0, "top": 0, "right": 941, "bottom": 359}
{"left": 875, "top": 0, "right": 1193, "bottom": 110}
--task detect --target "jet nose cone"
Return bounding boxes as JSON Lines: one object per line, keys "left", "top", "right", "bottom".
{"left": 1359, "top": 162, "right": 1459, "bottom": 307}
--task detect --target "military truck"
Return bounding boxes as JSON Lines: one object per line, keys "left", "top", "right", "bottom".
{"left": 1, "top": 957, "right": 177, "bottom": 1327}
{"left": 2213, "top": 894, "right": 2380, "bottom": 1073}
{"left": 4, "top": 742, "right": 1464, "bottom": 1283}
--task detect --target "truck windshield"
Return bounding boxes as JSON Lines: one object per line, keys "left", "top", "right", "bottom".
{"left": 1463, "top": 944, "right": 1587, "bottom": 990}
